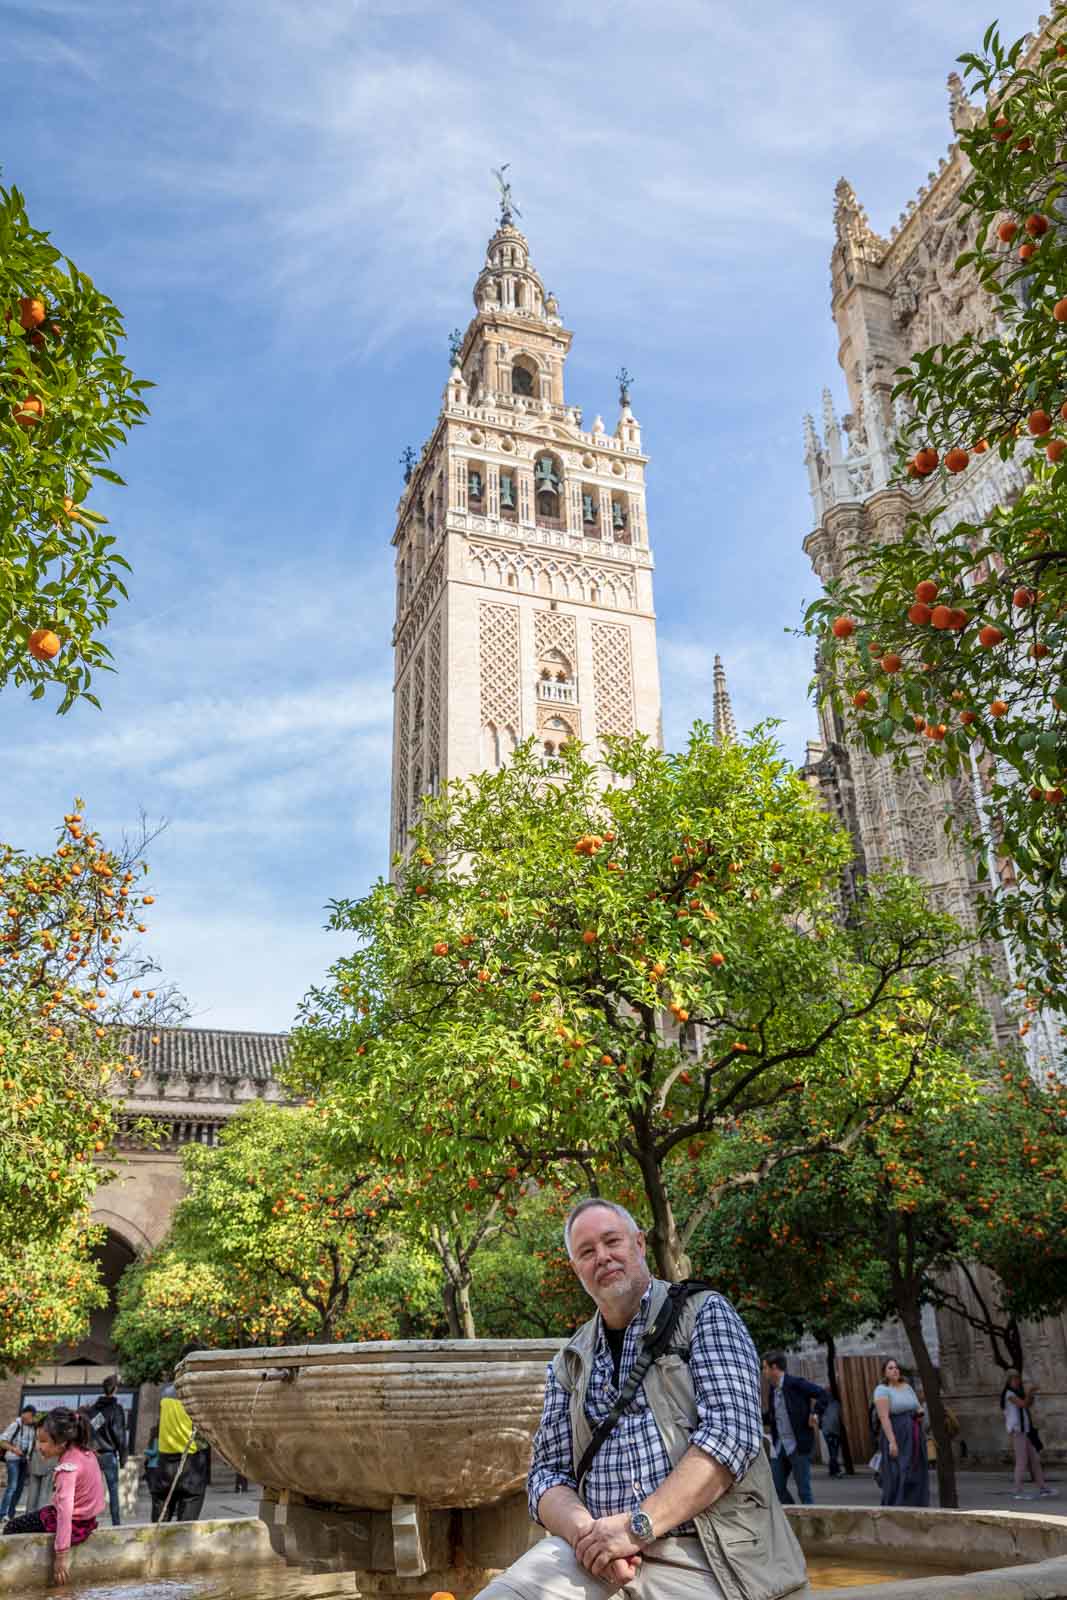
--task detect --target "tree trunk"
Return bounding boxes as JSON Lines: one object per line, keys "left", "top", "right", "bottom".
{"left": 442, "top": 1279, "right": 462, "bottom": 1339}
{"left": 897, "top": 1293, "right": 958, "bottom": 1509}
{"left": 637, "top": 1146, "right": 690, "bottom": 1281}
{"left": 454, "top": 1274, "right": 477, "bottom": 1339}
{"left": 823, "top": 1332, "right": 854, "bottom": 1476}
{"left": 433, "top": 1224, "right": 477, "bottom": 1338}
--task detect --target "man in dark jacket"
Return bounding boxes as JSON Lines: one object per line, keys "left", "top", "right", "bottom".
{"left": 762, "top": 1353, "right": 829, "bottom": 1506}
{"left": 87, "top": 1376, "right": 128, "bottom": 1525}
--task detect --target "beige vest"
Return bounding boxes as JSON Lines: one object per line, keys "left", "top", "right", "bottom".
{"left": 551, "top": 1281, "right": 809, "bottom": 1600}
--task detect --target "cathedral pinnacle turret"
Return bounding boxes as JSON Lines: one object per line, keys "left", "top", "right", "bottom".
{"left": 712, "top": 655, "right": 737, "bottom": 746}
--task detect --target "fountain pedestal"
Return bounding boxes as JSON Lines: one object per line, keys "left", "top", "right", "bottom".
{"left": 177, "top": 1339, "right": 559, "bottom": 1591}
{"left": 258, "top": 1486, "right": 541, "bottom": 1595}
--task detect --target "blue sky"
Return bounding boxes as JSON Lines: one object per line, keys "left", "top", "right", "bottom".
{"left": 0, "top": 0, "right": 1041, "bottom": 1030}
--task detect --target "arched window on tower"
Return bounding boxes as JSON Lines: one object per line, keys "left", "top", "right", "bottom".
{"left": 545, "top": 714, "right": 574, "bottom": 753}
{"left": 535, "top": 454, "right": 563, "bottom": 527}
{"left": 512, "top": 357, "right": 536, "bottom": 397}
{"left": 500, "top": 471, "right": 517, "bottom": 521}
{"left": 581, "top": 487, "right": 600, "bottom": 535}
{"left": 611, "top": 494, "right": 630, "bottom": 543}
{"left": 468, "top": 464, "right": 484, "bottom": 508}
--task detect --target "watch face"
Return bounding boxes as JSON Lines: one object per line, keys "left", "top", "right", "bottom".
{"left": 630, "top": 1510, "right": 654, "bottom": 1543}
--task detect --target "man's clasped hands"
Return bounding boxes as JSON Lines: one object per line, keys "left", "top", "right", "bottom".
{"left": 570, "top": 1509, "right": 645, "bottom": 1584}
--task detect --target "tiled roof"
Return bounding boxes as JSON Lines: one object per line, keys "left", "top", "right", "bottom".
{"left": 125, "top": 1026, "right": 290, "bottom": 1083}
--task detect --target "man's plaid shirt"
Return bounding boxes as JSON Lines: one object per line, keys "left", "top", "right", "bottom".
{"left": 527, "top": 1281, "right": 763, "bottom": 1532}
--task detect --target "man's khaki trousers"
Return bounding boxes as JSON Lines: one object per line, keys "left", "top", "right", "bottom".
{"left": 475, "top": 1535, "right": 726, "bottom": 1600}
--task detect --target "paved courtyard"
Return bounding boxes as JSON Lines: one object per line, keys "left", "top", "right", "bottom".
{"left": 114, "top": 1463, "right": 1062, "bottom": 1529}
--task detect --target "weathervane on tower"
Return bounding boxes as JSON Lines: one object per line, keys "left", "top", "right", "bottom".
{"left": 491, "top": 164, "right": 520, "bottom": 226}
{"left": 617, "top": 367, "right": 634, "bottom": 407}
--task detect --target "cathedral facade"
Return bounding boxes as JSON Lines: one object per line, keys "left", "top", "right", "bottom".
{"left": 389, "top": 209, "right": 661, "bottom": 857}
{"left": 800, "top": 16, "right": 1067, "bottom": 1460}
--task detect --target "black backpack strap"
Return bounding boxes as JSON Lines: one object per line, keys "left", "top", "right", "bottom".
{"left": 575, "top": 1280, "right": 713, "bottom": 1491}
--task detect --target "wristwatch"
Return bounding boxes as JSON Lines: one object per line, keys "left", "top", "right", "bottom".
{"left": 629, "top": 1507, "right": 655, "bottom": 1545}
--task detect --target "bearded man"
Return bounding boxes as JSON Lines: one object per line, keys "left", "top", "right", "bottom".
{"left": 475, "top": 1198, "right": 808, "bottom": 1600}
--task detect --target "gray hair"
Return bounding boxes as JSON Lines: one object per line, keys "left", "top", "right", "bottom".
{"left": 563, "top": 1197, "right": 644, "bottom": 1258}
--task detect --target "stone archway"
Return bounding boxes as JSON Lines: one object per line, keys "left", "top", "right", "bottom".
{"left": 60, "top": 1225, "right": 139, "bottom": 1368}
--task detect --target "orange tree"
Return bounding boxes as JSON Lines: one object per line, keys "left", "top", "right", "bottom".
{"left": 804, "top": 10, "right": 1067, "bottom": 1005}
{"left": 1, "top": 184, "right": 151, "bottom": 709}
{"left": 111, "top": 1101, "right": 440, "bottom": 1382}
{"left": 292, "top": 729, "right": 986, "bottom": 1286}
{"left": 688, "top": 1057, "right": 1067, "bottom": 1508}
{"left": 0, "top": 804, "right": 179, "bottom": 1371}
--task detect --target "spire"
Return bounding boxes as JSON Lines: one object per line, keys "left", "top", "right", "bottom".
{"left": 833, "top": 177, "right": 887, "bottom": 271}
{"left": 947, "top": 72, "right": 980, "bottom": 133}
{"left": 712, "top": 655, "right": 737, "bottom": 746}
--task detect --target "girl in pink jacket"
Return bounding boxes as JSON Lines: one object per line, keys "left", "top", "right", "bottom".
{"left": 2, "top": 1408, "right": 105, "bottom": 1586}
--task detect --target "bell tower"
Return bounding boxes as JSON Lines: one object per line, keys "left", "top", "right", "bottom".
{"left": 388, "top": 192, "right": 661, "bottom": 860}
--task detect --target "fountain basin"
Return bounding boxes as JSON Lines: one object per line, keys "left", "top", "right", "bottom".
{"left": 177, "top": 1339, "right": 562, "bottom": 1512}
{"left": 789, "top": 1505, "right": 1067, "bottom": 1596}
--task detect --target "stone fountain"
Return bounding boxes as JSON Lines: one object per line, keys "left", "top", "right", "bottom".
{"left": 177, "top": 1338, "right": 560, "bottom": 1596}
{"left": 173, "top": 1339, "right": 1067, "bottom": 1600}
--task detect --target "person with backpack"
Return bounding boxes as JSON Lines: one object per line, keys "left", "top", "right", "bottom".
{"left": 86, "top": 1377, "right": 127, "bottom": 1525}
{"left": 2, "top": 1407, "right": 105, "bottom": 1587}
{"left": 0, "top": 1405, "right": 38, "bottom": 1520}
{"left": 475, "top": 1198, "right": 807, "bottom": 1600}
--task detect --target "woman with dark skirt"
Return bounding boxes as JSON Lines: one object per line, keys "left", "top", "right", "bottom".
{"left": 873, "top": 1358, "right": 930, "bottom": 1506}
{"left": 2, "top": 1408, "right": 105, "bottom": 1586}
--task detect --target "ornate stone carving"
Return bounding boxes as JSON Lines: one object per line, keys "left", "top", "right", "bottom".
{"left": 479, "top": 602, "right": 521, "bottom": 729}
{"left": 427, "top": 612, "right": 442, "bottom": 790}
{"left": 395, "top": 678, "right": 411, "bottom": 848}
{"left": 591, "top": 621, "right": 635, "bottom": 738}
{"left": 466, "top": 542, "right": 635, "bottom": 610}
{"left": 534, "top": 608, "right": 578, "bottom": 671}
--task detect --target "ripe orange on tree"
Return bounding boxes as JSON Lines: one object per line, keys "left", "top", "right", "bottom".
{"left": 915, "top": 580, "right": 939, "bottom": 603}
{"left": 12, "top": 394, "right": 44, "bottom": 429}
{"left": 945, "top": 447, "right": 970, "bottom": 473}
{"left": 831, "top": 616, "right": 855, "bottom": 639}
{"left": 27, "top": 629, "right": 61, "bottom": 662}
{"left": 18, "top": 297, "right": 45, "bottom": 329}
{"left": 1028, "top": 409, "right": 1052, "bottom": 436}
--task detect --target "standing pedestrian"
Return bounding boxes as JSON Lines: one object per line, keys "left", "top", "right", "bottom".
{"left": 761, "top": 1353, "right": 830, "bottom": 1506}
{"left": 86, "top": 1376, "right": 128, "bottom": 1525}
{"left": 872, "top": 1359, "right": 929, "bottom": 1507}
{"left": 1, "top": 1407, "right": 105, "bottom": 1587}
{"left": 819, "top": 1394, "right": 844, "bottom": 1480}
{"left": 152, "top": 1380, "right": 210, "bottom": 1523}
{"left": 474, "top": 1198, "right": 808, "bottom": 1600}
{"left": 0, "top": 1405, "right": 37, "bottom": 1521}
{"left": 1001, "top": 1370, "right": 1055, "bottom": 1501}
